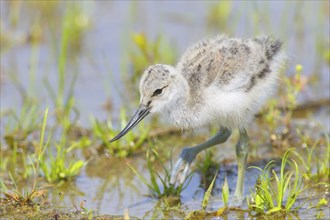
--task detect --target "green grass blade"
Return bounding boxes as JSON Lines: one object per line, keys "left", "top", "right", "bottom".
{"left": 202, "top": 170, "right": 218, "bottom": 210}
{"left": 222, "top": 175, "right": 229, "bottom": 206}
{"left": 127, "top": 163, "right": 154, "bottom": 192}
{"left": 38, "top": 108, "right": 48, "bottom": 160}
{"left": 146, "top": 152, "right": 161, "bottom": 195}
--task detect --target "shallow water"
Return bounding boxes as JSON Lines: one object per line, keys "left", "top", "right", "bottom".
{"left": 1, "top": 1, "right": 330, "bottom": 219}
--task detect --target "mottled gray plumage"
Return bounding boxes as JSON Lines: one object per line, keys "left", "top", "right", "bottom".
{"left": 178, "top": 35, "right": 282, "bottom": 93}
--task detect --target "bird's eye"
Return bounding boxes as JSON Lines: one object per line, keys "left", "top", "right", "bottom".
{"left": 153, "top": 88, "right": 163, "bottom": 96}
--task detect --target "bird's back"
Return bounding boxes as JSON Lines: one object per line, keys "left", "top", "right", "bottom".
{"left": 174, "top": 35, "right": 285, "bottom": 129}
{"left": 176, "top": 35, "right": 283, "bottom": 95}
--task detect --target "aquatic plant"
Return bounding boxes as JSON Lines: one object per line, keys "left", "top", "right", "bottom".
{"left": 0, "top": 109, "right": 50, "bottom": 205}
{"left": 183, "top": 171, "right": 218, "bottom": 219}
{"left": 0, "top": 174, "right": 48, "bottom": 206}
{"left": 247, "top": 148, "right": 306, "bottom": 215}
{"left": 39, "top": 143, "right": 86, "bottom": 183}
{"left": 1, "top": 105, "right": 48, "bottom": 181}
{"left": 128, "top": 148, "right": 186, "bottom": 199}
{"left": 201, "top": 170, "right": 218, "bottom": 211}
{"left": 91, "top": 108, "right": 150, "bottom": 158}
{"left": 2, "top": 99, "right": 41, "bottom": 149}
{"left": 221, "top": 175, "right": 229, "bottom": 207}
{"left": 185, "top": 171, "right": 234, "bottom": 219}
{"left": 36, "top": 108, "right": 86, "bottom": 183}
{"left": 73, "top": 200, "right": 94, "bottom": 220}
{"left": 293, "top": 130, "right": 330, "bottom": 182}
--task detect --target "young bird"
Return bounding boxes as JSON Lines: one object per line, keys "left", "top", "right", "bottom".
{"left": 110, "top": 35, "right": 286, "bottom": 202}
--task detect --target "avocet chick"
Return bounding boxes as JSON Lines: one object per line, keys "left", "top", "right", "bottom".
{"left": 110, "top": 35, "right": 285, "bottom": 202}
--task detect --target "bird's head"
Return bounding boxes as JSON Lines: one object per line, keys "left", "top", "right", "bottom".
{"left": 110, "top": 64, "right": 181, "bottom": 142}
{"left": 139, "top": 64, "right": 180, "bottom": 113}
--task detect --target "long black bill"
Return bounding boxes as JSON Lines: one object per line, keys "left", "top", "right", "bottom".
{"left": 110, "top": 106, "right": 150, "bottom": 142}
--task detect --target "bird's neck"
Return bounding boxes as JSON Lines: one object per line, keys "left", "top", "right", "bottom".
{"left": 165, "top": 72, "right": 195, "bottom": 129}
{"left": 174, "top": 71, "right": 191, "bottom": 105}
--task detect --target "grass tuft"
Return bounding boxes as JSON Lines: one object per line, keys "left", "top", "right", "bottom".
{"left": 91, "top": 108, "right": 150, "bottom": 158}
{"left": 248, "top": 148, "right": 306, "bottom": 216}
{"left": 128, "top": 148, "right": 187, "bottom": 199}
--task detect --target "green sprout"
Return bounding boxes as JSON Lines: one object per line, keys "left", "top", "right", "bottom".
{"left": 202, "top": 170, "right": 218, "bottom": 211}
{"left": 222, "top": 175, "right": 229, "bottom": 207}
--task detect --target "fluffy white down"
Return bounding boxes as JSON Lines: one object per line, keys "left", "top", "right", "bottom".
{"left": 164, "top": 51, "right": 286, "bottom": 130}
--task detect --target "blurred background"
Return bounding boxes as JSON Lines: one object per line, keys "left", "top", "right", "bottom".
{"left": 1, "top": 1, "right": 329, "bottom": 126}
{"left": 0, "top": 1, "right": 329, "bottom": 218}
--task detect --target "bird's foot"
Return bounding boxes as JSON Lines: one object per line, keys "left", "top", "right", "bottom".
{"left": 170, "top": 147, "right": 197, "bottom": 185}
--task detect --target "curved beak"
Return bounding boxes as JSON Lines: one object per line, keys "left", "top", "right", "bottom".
{"left": 109, "top": 105, "right": 150, "bottom": 142}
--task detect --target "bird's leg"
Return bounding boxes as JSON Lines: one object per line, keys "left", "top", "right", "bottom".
{"left": 233, "top": 128, "right": 249, "bottom": 203}
{"left": 170, "top": 128, "right": 232, "bottom": 185}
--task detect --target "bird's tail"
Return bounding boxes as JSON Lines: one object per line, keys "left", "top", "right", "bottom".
{"left": 255, "top": 36, "right": 283, "bottom": 60}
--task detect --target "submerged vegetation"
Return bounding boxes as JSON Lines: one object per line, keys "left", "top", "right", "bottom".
{"left": 1, "top": 1, "right": 329, "bottom": 219}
